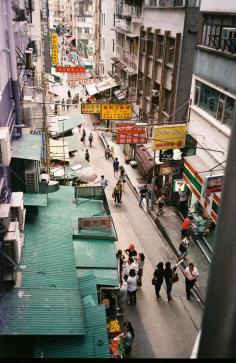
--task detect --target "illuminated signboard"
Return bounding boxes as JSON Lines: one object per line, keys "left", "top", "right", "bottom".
{"left": 116, "top": 125, "right": 147, "bottom": 144}
{"left": 51, "top": 33, "right": 58, "bottom": 65}
{"left": 153, "top": 124, "right": 187, "bottom": 151}
{"left": 202, "top": 174, "right": 224, "bottom": 196}
{"left": 55, "top": 66, "right": 86, "bottom": 73}
{"left": 81, "top": 103, "right": 101, "bottom": 114}
{"left": 100, "top": 104, "right": 132, "bottom": 120}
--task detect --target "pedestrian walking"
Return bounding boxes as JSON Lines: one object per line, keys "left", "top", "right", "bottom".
{"left": 116, "top": 249, "right": 125, "bottom": 284}
{"left": 178, "top": 236, "right": 191, "bottom": 260}
{"left": 157, "top": 194, "right": 166, "bottom": 216}
{"left": 81, "top": 129, "right": 86, "bottom": 144}
{"left": 127, "top": 269, "right": 138, "bottom": 305}
{"left": 184, "top": 262, "right": 199, "bottom": 300}
{"left": 118, "top": 180, "right": 123, "bottom": 203}
{"left": 124, "top": 244, "right": 137, "bottom": 259}
{"left": 153, "top": 262, "right": 165, "bottom": 301}
{"left": 181, "top": 215, "right": 193, "bottom": 238}
{"left": 67, "top": 89, "right": 71, "bottom": 98}
{"left": 111, "top": 145, "right": 115, "bottom": 159}
{"left": 88, "top": 132, "right": 93, "bottom": 147}
{"left": 99, "top": 175, "right": 108, "bottom": 189}
{"left": 61, "top": 98, "right": 65, "bottom": 110}
{"left": 139, "top": 184, "right": 148, "bottom": 207}
{"left": 164, "top": 261, "right": 174, "bottom": 302}
{"left": 66, "top": 98, "right": 70, "bottom": 110}
{"left": 122, "top": 257, "right": 136, "bottom": 281}
{"left": 105, "top": 145, "right": 111, "bottom": 159}
{"left": 119, "top": 165, "right": 126, "bottom": 191}
{"left": 112, "top": 182, "right": 122, "bottom": 207}
{"left": 116, "top": 280, "right": 127, "bottom": 316}
{"left": 136, "top": 252, "right": 145, "bottom": 287}
{"left": 122, "top": 321, "right": 135, "bottom": 357}
{"left": 113, "top": 157, "right": 120, "bottom": 177}
{"left": 85, "top": 149, "right": 90, "bottom": 162}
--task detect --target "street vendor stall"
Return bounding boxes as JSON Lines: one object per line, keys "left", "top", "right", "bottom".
{"left": 107, "top": 320, "right": 125, "bottom": 358}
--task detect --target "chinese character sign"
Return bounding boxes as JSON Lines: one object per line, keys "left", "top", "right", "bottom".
{"left": 81, "top": 103, "right": 101, "bottom": 114}
{"left": 78, "top": 216, "right": 112, "bottom": 232}
{"left": 55, "top": 66, "right": 86, "bottom": 73}
{"left": 116, "top": 125, "right": 147, "bottom": 144}
{"left": 100, "top": 104, "right": 132, "bottom": 120}
{"left": 51, "top": 33, "right": 58, "bottom": 65}
{"left": 153, "top": 124, "right": 187, "bottom": 151}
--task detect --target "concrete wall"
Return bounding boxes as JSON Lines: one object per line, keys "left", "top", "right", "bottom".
{"left": 142, "top": 8, "right": 185, "bottom": 35}
{"left": 200, "top": 0, "right": 236, "bottom": 13}
{"left": 194, "top": 50, "right": 236, "bottom": 95}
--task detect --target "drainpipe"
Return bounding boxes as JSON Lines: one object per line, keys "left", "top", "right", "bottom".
{"left": 5, "top": 0, "right": 22, "bottom": 137}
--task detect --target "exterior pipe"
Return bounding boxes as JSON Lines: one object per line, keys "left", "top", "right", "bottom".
{"left": 5, "top": 0, "right": 22, "bottom": 137}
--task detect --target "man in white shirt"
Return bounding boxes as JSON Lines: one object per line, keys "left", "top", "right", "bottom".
{"left": 184, "top": 262, "right": 199, "bottom": 300}
{"left": 116, "top": 280, "right": 128, "bottom": 316}
{"left": 99, "top": 175, "right": 108, "bottom": 189}
{"left": 122, "top": 258, "right": 136, "bottom": 280}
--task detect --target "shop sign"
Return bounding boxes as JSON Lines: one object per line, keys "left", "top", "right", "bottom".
{"left": 100, "top": 104, "right": 132, "bottom": 120}
{"left": 159, "top": 164, "right": 172, "bottom": 175}
{"left": 202, "top": 174, "right": 224, "bottom": 196}
{"left": 51, "top": 33, "right": 58, "bottom": 65}
{"left": 116, "top": 125, "right": 147, "bottom": 144}
{"left": 160, "top": 149, "right": 173, "bottom": 162}
{"left": 81, "top": 103, "right": 101, "bottom": 114}
{"left": 78, "top": 216, "right": 112, "bottom": 232}
{"left": 153, "top": 124, "right": 187, "bottom": 151}
{"left": 55, "top": 66, "right": 86, "bottom": 73}
{"left": 173, "top": 179, "right": 186, "bottom": 192}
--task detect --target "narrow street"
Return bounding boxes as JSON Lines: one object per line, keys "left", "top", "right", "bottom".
{"left": 65, "top": 110, "right": 203, "bottom": 358}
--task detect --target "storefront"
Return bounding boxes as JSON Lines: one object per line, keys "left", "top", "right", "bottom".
{"left": 181, "top": 155, "right": 221, "bottom": 255}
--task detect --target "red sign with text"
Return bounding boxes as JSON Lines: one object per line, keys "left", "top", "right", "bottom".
{"left": 116, "top": 125, "right": 147, "bottom": 144}
{"left": 55, "top": 66, "right": 86, "bottom": 73}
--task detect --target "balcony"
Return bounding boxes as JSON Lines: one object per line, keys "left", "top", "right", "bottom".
{"left": 144, "top": 0, "right": 186, "bottom": 7}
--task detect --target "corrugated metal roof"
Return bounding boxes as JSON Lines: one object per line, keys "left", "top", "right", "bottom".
{"left": 58, "top": 135, "right": 79, "bottom": 153}
{"left": 33, "top": 305, "right": 110, "bottom": 358}
{"left": 58, "top": 114, "right": 83, "bottom": 134}
{"left": 23, "top": 193, "right": 48, "bottom": 206}
{"left": 77, "top": 275, "right": 98, "bottom": 304}
{"left": 77, "top": 269, "right": 119, "bottom": 287}
{"left": 0, "top": 288, "right": 85, "bottom": 335}
{"left": 73, "top": 239, "right": 117, "bottom": 269}
{"left": 11, "top": 134, "right": 42, "bottom": 161}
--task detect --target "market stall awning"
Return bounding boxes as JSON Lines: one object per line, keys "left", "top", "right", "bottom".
{"left": 49, "top": 138, "right": 69, "bottom": 162}
{"left": 50, "top": 115, "right": 83, "bottom": 135}
{"left": 11, "top": 134, "right": 43, "bottom": 161}
{"left": 23, "top": 193, "right": 48, "bottom": 207}
{"left": 85, "top": 83, "right": 98, "bottom": 96}
{"left": 96, "top": 78, "right": 117, "bottom": 93}
{"left": 114, "top": 61, "right": 127, "bottom": 70}
{"left": 58, "top": 135, "right": 79, "bottom": 153}
{"left": 126, "top": 32, "right": 139, "bottom": 38}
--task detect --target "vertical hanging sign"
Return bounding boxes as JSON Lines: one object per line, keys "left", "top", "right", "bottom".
{"left": 42, "top": 0, "right": 51, "bottom": 73}
{"left": 51, "top": 32, "right": 59, "bottom": 65}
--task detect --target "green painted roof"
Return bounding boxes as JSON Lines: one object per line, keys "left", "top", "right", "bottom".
{"left": 58, "top": 135, "right": 79, "bottom": 152}
{"left": 77, "top": 275, "right": 98, "bottom": 304}
{"left": 11, "top": 134, "right": 42, "bottom": 161}
{"left": 0, "top": 288, "right": 85, "bottom": 335}
{"left": 33, "top": 305, "right": 110, "bottom": 358}
{"left": 23, "top": 193, "right": 48, "bottom": 206}
{"left": 77, "top": 269, "right": 119, "bottom": 287}
{"left": 73, "top": 239, "right": 117, "bottom": 269}
{"left": 58, "top": 114, "right": 83, "bottom": 134}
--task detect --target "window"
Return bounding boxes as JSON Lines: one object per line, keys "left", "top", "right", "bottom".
{"left": 195, "top": 80, "right": 235, "bottom": 128}
{"left": 167, "top": 38, "right": 175, "bottom": 64}
{"left": 147, "top": 33, "right": 154, "bottom": 56}
{"left": 157, "top": 35, "right": 164, "bottom": 59}
{"left": 84, "top": 28, "right": 89, "bottom": 34}
{"left": 163, "top": 89, "right": 171, "bottom": 113}
{"left": 149, "top": 0, "right": 157, "bottom": 6}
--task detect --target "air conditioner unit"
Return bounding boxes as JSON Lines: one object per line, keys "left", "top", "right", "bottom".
{"left": 25, "top": 160, "right": 40, "bottom": 193}
{"left": 25, "top": 49, "right": 33, "bottom": 69}
{"left": 10, "top": 192, "right": 24, "bottom": 229}
{"left": 152, "top": 90, "right": 159, "bottom": 96}
{"left": 0, "top": 127, "right": 11, "bottom": 166}
{"left": 0, "top": 203, "right": 11, "bottom": 233}
{"left": 222, "top": 28, "right": 236, "bottom": 40}
{"left": 3, "top": 221, "right": 21, "bottom": 264}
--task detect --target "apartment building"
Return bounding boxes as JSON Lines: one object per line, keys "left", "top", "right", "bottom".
{"left": 182, "top": 0, "right": 236, "bottom": 259}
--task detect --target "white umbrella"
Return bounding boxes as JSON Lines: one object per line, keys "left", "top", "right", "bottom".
{"left": 76, "top": 167, "right": 97, "bottom": 182}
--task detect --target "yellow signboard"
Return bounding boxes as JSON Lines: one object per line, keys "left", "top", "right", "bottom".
{"left": 81, "top": 103, "right": 101, "bottom": 114}
{"left": 51, "top": 32, "right": 58, "bottom": 65}
{"left": 100, "top": 104, "right": 132, "bottom": 120}
{"left": 152, "top": 124, "right": 187, "bottom": 151}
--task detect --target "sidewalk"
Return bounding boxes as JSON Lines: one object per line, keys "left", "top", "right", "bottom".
{"left": 99, "top": 130, "right": 210, "bottom": 304}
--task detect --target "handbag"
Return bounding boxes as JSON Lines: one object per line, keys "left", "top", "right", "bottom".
{"left": 152, "top": 276, "right": 156, "bottom": 285}
{"left": 172, "top": 271, "right": 179, "bottom": 283}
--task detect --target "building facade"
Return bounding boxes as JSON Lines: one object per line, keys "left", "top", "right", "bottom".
{"left": 182, "top": 0, "right": 236, "bottom": 259}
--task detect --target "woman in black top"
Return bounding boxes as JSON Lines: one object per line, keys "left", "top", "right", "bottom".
{"left": 153, "top": 262, "right": 165, "bottom": 301}
{"left": 164, "top": 261, "right": 173, "bottom": 302}
{"left": 124, "top": 244, "right": 137, "bottom": 259}
{"left": 116, "top": 249, "right": 125, "bottom": 284}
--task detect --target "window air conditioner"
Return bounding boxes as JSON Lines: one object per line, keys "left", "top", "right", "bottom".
{"left": 0, "top": 127, "right": 11, "bottom": 166}
{"left": 10, "top": 192, "right": 24, "bottom": 229}
{"left": 0, "top": 203, "right": 11, "bottom": 233}
{"left": 3, "top": 222, "right": 21, "bottom": 264}
{"left": 222, "top": 28, "right": 236, "bottom": 40}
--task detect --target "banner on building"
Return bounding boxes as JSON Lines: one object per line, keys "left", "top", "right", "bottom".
{"left": 51, "top": 32, "right": 58, "bottom": 65}
{"left": 116, "top": 124, "right": 147, "bottom": 144}
{"left": 100, "top": 104, "right": 132, "bottom": 120}
{"left": 153, "top": 124, "right": 187, "bottom": 151}
{"left": 42, "top": 0, "right": 51, "bottom": 72}
{"left": 78, "top": 216, "right": 112, "bottom": 232}
{"left": 81, "top": 103, "right": 101, "bottom": 114}
{"left": 55, "top": 66, "right": 86, "bottom": 73}
{"left": 202, "top": 174, "right": 224, "bottom": 196}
